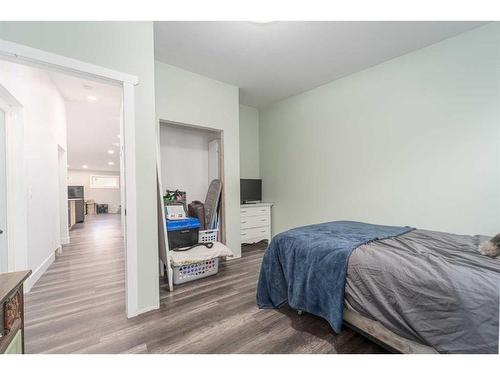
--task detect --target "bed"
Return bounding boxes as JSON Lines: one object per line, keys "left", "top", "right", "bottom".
{"left": 256, "top": 221, "right": 500, "bottom": 354}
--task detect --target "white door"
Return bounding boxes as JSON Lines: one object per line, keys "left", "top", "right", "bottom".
{"left": 0, "top": 109, "right": 7, "bottom": 272}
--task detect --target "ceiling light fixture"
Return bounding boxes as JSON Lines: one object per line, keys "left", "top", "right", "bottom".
{"left": 108, "top": 161, "right": 114, "bottom": 166}
{"left": 82, "top": 164, "right": 88, "bottom": 169}
{"left": 107, "top": 149, "right": 115, "bottom": 155}
{"left": 87, "top": 95, "right": 97, "bottom": 101}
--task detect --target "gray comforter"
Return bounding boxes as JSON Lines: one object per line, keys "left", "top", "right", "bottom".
{"left": 345, "top": 229, "right": 500, "bottom": 354}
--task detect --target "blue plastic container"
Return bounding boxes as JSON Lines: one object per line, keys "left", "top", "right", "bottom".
{"left": 166, "top": 217, "right": 201, "bottom": 231}
{"left": 166, "top": 217, "right": 201, "bottom": 250}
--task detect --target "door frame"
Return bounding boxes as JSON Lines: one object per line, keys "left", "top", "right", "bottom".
{"left": 157, "top": 120, "right": 229, "bottom": 292}
{"left": 0, "top": 87, "right": 23, "bottom": 273}
{"left": 0, "top": 38, "right": 145, "bottom": 318}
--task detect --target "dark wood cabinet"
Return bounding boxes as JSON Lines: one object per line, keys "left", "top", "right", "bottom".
{"left": 0, "top": 270, "right": 31, "bottom": 354}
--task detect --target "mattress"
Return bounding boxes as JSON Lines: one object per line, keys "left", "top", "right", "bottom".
{"left": 345, "top": 229, "right": 500, "bottom": 354}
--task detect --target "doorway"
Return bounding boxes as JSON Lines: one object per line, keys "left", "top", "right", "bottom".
{"left": 157, "top": 120, "right": 228, "bottom": 291}
{"left": 0, "top": 39, "right": 145, "bottom": 318}
{"left": 159, "top": 121, "right": 225, "bottom": 244}
{"left": 0, "top": 108, "right": 6, "bottom": 272}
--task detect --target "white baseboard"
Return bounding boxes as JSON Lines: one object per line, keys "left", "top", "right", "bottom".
{"left": 25, "top": 251, "right": 55, "bottom": 293}
{"left": 226, "top": 253, "right": 242, "bottom": 261}
{"left": 127, "top": 303, "right": 159, "bottom": 319}
{"left": 61, "top": 236, "right": 70, "bottom": 245}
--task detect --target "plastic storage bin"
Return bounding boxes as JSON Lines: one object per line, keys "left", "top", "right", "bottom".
{"left": 173, "top": 258, "right": 219, "bottom": 284}
{"left": 166, "top": 217, "right": 201, "bottom": 250}
{"left": 199, "top": 229, "right": 218, "bottom": 243}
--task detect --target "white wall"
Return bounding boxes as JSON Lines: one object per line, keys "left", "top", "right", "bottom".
{"left": 155, "top": 61, "right": 241, "bottom": 257}
{"left": 67, "top": 169, "right": 121, "bottom": 213}
{"left": 64, "top": 100, "right": 121, "bottom": 173}
{"left": 0, "top": 21, "right": 159, "bottom": 314}
{"left": 159, "top": 124, "right": 219, "bottom": 203}
{"left": 239, "top": 105, "right": 260, "bottom": 179}
{"left": 260, "top": 23, "right": 500, "bottom": 236}
{"left": 0, "top": 60, "right": 67, "bottom": 289}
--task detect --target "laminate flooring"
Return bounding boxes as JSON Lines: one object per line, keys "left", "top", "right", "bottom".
{"left": 24, "top": 213, "right": 387, "bottom": 354}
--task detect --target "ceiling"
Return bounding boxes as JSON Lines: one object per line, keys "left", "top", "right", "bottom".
{"left": 154, "top": 21, "right": 487, "bottom": 108}
{"left": 49, "top": 72, "right": 122, "bottom": 172}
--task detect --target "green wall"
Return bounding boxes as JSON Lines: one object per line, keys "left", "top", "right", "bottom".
{"left": 260, "top": 23, "right": 500, "bottom": 236}
{"left": 154, "top": 61, "right": 242, "bottom": 257}
{"left": 239, "top": 104, "right": 260, "bottom": 179}
{"left": 0, "top": 21, "right": 159, "bottom": 314}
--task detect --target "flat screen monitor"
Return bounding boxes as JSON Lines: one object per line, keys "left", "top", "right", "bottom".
{"left": 240, "top": 179, "right": 262, "bottom": 203}
{"left": 68, "top": 185, "right": 84, "bottom": 199}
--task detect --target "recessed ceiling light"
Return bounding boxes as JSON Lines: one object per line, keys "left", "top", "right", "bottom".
{"left": 108, "top": 161, "right": 114, "bottom": 166}
{"left": 87, "top": 95, "right": 97, "bottom": 101}
{"left": 82, "top": 164, "right": 88, "bottom": 169}
{"left": 107, "top": 149, "right": 115, "bottom": 155}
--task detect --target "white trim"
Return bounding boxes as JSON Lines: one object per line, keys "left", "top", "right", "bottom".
{"left": 57, "top": 144, "right": 69, "bottom": 253}
{"left": 0, "top": 99, "right": 8, "bottom": 272}
{"left": 25, "top": 251, "right": 55, "bottom": 292}
{"left": 119, "top": 91, "right": 126, "bottom": 240}
{"left": 122, "top": 82, "right": 139, "bottom": 318}
{"left": 0, "top": 38, "right": 147, "bottom": 318}
{"left": 0, "top": 88, "right": 26, "bottom": 273}
{"left": 0, "top": 39, "right": 138, "bottom": 86}
{"left": 156, "top": 133, "right": 173, "bottom": 292}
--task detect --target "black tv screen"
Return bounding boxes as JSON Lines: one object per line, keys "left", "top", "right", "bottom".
{"left": 68, "top": 185, "right": 84, "bottom": 199}
{"left": 240, "top": 179, "right": 262, "bottom": 203}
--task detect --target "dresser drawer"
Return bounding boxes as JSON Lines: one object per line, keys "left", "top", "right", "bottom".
{"left": 241, "top": 214, "right": 270, "bottom": 229}
{"left": 240, "top": 205, "right": 270, "bottom": 218}
{"left": 241, "top": 226, "right": 270, "bottom": 242}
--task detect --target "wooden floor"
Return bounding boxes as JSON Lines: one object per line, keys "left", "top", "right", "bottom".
{"left": 24, "top": 214, "right": 387, "bottom": 354}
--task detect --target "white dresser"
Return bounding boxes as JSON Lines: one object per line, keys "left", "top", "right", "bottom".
{"left": 240, "top": 203, "right": 273, "bottom": 244}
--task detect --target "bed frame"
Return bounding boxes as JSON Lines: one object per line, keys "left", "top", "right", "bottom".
{"left": 342, "top": 308, "right": 438, "bottom": 354}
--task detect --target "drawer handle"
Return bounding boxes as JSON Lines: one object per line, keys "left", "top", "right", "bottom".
{"left": 241, "top": 232, "right": 246, "bottom": 235}
{"left": 261, "top": 219, "right": 267, "bottom": 221}
{"left": 241, "top": 210, "right": 247, "bottom": 213}
{"left": 261, "top": 230, "right": 266, "bottom": 233}
{"left": 241, "top": 221, "right": 247, "bottom": 223}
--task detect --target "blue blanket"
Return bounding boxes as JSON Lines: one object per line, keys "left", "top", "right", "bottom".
{"left": 256, "top": 221, "right": 414, "bottom": 332}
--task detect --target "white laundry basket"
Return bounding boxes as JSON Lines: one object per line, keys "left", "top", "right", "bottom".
{"left": 199, "top": 229, "right": 218, "bottom": 243}
{"left": 172, "top": 258, "right": 219, "bottom": 285}
{"left": 171, "top": 229, "right": 220, "bottom": 285}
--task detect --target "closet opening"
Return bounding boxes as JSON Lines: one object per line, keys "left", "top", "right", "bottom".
{"left": 158, "top": 120, "right": 230, "bottom": 292}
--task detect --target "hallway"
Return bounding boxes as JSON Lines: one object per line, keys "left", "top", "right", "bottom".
{"left": 24, "top": 214, "right": 126, "bottom": 353}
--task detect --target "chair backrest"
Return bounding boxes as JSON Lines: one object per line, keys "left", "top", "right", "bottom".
{"left": 204, "top": 179, "right": 222, "bottom": 230}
